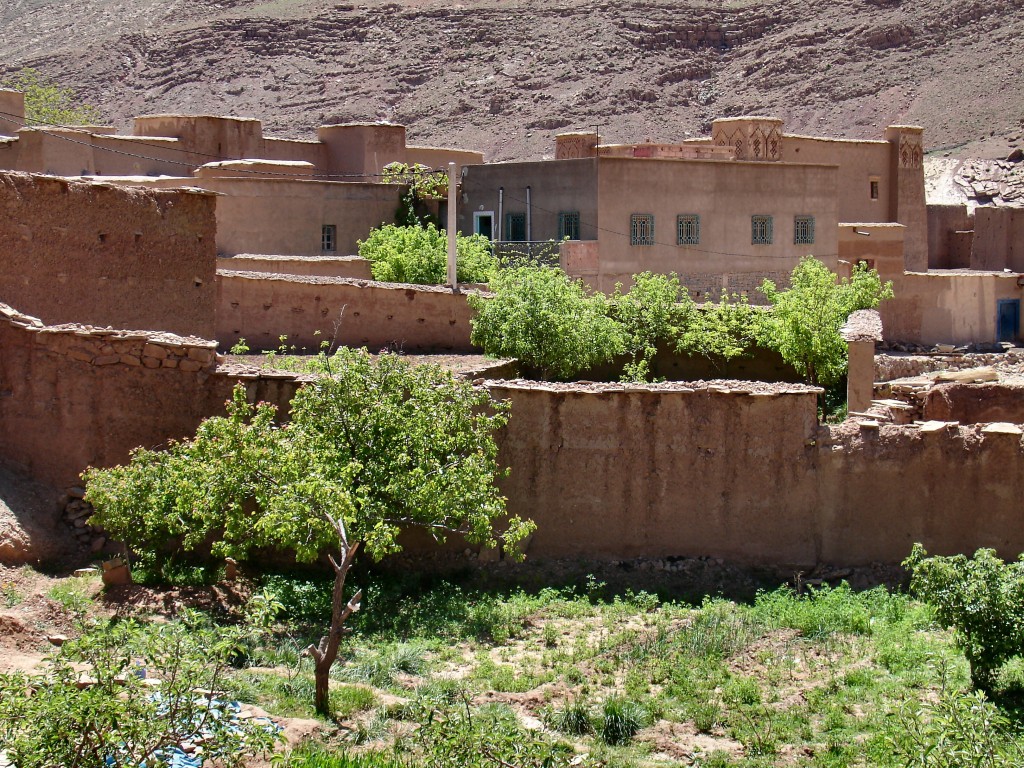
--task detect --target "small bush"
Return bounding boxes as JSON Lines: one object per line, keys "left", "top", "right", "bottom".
{"left": 280, "top": 742, "right": 410, "bottom": 768}
{"left": 905, "top": 544, "right": 1024, "bottom": 692}
{"left": 468, "top": 266, "right": 624, "bottom": 380}
{"left": 545, "top": 698, "right": 595, "bottom": 736}
{"left": 358, "top": 223, "right": 496, "bottom": 285}
{"left": 599, "top": 697, "right": 647, "bottom": 745}
{"left": 332, "top": 684, "right": 378, "bottom": 718}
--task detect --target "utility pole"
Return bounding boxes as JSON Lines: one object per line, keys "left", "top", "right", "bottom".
{"left": 447, "top": 162, "right": 457, "bottom": 290}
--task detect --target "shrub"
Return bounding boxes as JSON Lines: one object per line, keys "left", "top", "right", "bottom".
{"left": 678, "top": 291, "right": 762, "bottom": 369}
{"left": 545, "top": 698, "right": 595, "bottom": 736}
{"left": 610, "top": 271, "right": 691, "bottom": 382}
{"left": 598, "top": 697, "right": 648, "bottom": 745}
{"left": 468, "top": 266, "right": 624, "bottom": 380}
{"left": 904, "top": 544, "right": 1024, "bottom": 691}
{"left": 358, "top": 223, "right": 496, "bottom": 285}
{"left": 0, "top": 615, "right": 281, "bottom": 768}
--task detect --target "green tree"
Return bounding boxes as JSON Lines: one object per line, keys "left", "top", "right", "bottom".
{"left": 1, "top": 68, "right": 102, "bottom": 126}
{"left": 610, "top": 271, "right": 691, "bottom": 382}
{"left": 84, "top": 350, "right": 532, "bottom": 716}
{"left": 0, "top": 613, "right": 281, "bottom": 768}
{"left": 758, "top": 257, "right": 893, "bottom": 387}
{"left": 468, "top": 266, "right": 624, "bottom": 381}
{"left": 381, "top": 162, "right": 447, "bottom": 228}
{"left": 358, "top": 223, "right": 497, "bottom": 285}
{"left": 904, "top": 544, "right": 1024, "bottom": 693}
{"left": 678, "top": 291, "right": 762, "bottom": 371}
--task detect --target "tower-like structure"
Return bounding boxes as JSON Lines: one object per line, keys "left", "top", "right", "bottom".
{"left": 885, "top": 125, "right": 928, "bottom": 271}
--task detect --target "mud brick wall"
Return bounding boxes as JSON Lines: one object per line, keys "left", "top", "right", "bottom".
{"left": 0, "top": 172, "right": 216, "bottom": 337}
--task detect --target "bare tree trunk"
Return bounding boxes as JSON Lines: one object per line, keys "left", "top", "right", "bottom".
{"left": 308, "top": 540, "right": 362, "bottom": 717}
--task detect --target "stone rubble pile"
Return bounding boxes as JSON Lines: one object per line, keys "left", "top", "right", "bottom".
{"left": 62, "top": 486, "right": 108, "bottom": 554}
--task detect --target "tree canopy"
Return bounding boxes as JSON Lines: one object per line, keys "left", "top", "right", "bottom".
{"left": 358, "top": 223, "right": 497, "bottom": 285}
{"left": 1, "top": 68, "right": 103, "bottom": 127}
{"left": 84, "top": 349, "right": 531, "bottom": 714}
{"left": 758, "top": 257, "right": 893, "bottom": 387}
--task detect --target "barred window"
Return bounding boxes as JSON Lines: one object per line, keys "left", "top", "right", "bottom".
{"left": 505, "top": 212, "right": 526, "bottom": 242}
{"left": 793, "top": 215, "right": 815, "bottom": 245}
{"left": 751, "top": 215, "right": 773, "bottom": 245}
{"left": 322, "top": 224, "right": 337, "bottom": 252}
{"left": 558, "top": 211, "right": 580, "bottom": 240}
{"left": 676, "top": 214, "right": 700, "bottom": 245}
{"left": 630, "top": 214, "right": 655, "bottom": 246}
{"left": 870, "top": 179, "right": 880, "bottom": 200}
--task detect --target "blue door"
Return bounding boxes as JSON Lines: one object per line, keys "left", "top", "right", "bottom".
{"left": 997, "top": 299, "right": 1020, "bottom": 342}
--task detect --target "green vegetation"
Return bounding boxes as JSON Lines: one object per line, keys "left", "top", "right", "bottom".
{"left": 905, "top": 544, "right": 1024, "bottom": 693}
{"left": 381, "top": 162, "right": 446, "bottom": 228}
{"left": 758, "top": 257, "right": 893, "bottom": 388}
{"left": 0, "top": 613, "right": 281, "bottom": 768}
{"left": 0, "top": 68, "right": 103, "bottom": 126}
{"left": 468, "top": 265, "right": 625, "bottom": 380}
{"left": 469, "top": 257, "right": 889, "bottom": 388}
{"left": 84, "top": 349, "right": 532, "bottom": 715}
{"left": 358, "top": 223, "right": 497, "bottom": 285}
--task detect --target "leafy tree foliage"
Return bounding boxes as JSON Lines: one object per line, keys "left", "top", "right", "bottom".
{"left": 358, "top": 223, "right": 497, "bottom": 285}
{"left": 678, "top": 291, "right": 762, "bottom": 371}
{"left": 0, "top": 613, "right": 280, "bottom": 768}
{"left": 1, "top": 68, "right": 103, "bottom": 127}
{"left": 84, "top": 350, "right": 531, "bottom": 715}
{"left": 904, "top": 544, "right": 1024, "bottom": 693}
{"left": 468, "top": 266, "right": 624, "bottom": 381}
{"left": 610, "top": 272, "right": 690, "bottom": 382}
{"left": 381, "top": 162, "right": 447, "bottom": 228}
{"left": 758, "top": 257, "right": 893, "bottom": 387}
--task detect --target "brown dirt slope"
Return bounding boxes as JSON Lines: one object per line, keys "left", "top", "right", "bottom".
{"left": 0, "top": 0, "right": 1021, "bottom": 162}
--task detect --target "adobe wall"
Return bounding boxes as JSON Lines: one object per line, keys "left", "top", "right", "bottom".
{"left": 922, "top": 383, "right": 1024, "bottom": 424}
{"left": 595, "top": 157, "right": 839, "bottom": 295}
{"left": 489, "top": 380, "right": 1024, "bottom": 566}
{"left": 0, "top": 303, "right": 305, "bottom": 491}
{"left": 459, "top": 158, "right": 599, "bottom": 241}
{"left": 128, "top": 176, "right": 402, "bottom": 257}
{"left": 405, "top": 146, "right": 484, "bottom": 173}
{"left": 928, "top": 204, "right": 973, "bottom": 268}
{"left": 882, "top": 271, "right": 1023, "bottom": 345}
{"left": 782, "top": 136, "right": 892, "bottom": 224}
{"left": 216, "top": 270, "right": 480, "bottom": 353}
{"left": 0, "top": 172, "right": 217, "bottom": 337}
{"left": 973, "top": 207, "right": 1024, "bottom": 272}
{"left": 217, "top": 254, "right": 373, "bottom": 279}
{"left": 132, "top": 115, "right": 264, "bottom": 166}
{"left": 837, "top": 223, "right": 905, "bottom": 281}
{"left": 9, "top": 129, "right": 187, "bottom": 177}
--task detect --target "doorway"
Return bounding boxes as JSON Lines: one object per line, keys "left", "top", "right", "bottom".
{"left": 474, "top": 211, "right": 494, "bottom": 240}
{"left": 997, "top": 299, "right": 1020, "bottom": 342}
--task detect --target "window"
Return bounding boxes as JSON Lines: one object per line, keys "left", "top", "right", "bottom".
{"left": 870, "top": 179, "right": 880, "bottom": 200}
{"left": 676, "top": 214, "right": 700, "bottom": 245}
{"left": 558, "top": 211, "right": 580, "bottom": 240}
{"left": 505, "top": 212, "right": 526, "bottom": 242}
{"left": 322, "top": 225, "right": 336, "bottom": 252}
{"left": 751, "top": 215, "right": 773, "bottom": 245}
{"left": 630, "top": 214, "right": 655, "bottom": 246}
{"left": 793, "top": 215, "right": 815, "bottom": 245}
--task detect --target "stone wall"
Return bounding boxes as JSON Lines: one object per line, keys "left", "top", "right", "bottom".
{"left": 216, "top": 270, "right": 481, "bottom": 352}
{"left": 0, "top": 172, "right": 217, "bottom": 337}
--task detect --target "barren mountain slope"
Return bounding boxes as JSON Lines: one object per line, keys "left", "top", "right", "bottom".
{"left": 1, "top": 0, "right": 1021, "bottom": 162}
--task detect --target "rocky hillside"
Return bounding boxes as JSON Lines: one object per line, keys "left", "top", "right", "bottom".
{"left": 1, "top": 0, "right": 1021, "bottom": 163}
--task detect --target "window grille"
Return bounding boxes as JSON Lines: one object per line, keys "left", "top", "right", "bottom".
{"left": 505, "top": 212, "right": 526, "bottom": 242}
{"left": 676, "top": 214, "right": 700, "bottom": 245}
{"left": 558, "top": 211, "right": 580, "bottom": 240}
{"left": 322, "top": 225, "right": 337, "bottom": 252}
{"left": 630, "top": 214, "right": 655, "bottom": 246}
{"left": 793, "top": 215, "right": 815, "bottom": 245}
{"left": 870, "top": 180, "right": 880, "bottom": 200}
{"left": 751, "top": 215, "right": 773, "bottom": 245}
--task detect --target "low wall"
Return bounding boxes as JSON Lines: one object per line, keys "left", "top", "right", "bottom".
{"left": 216, "top": 270, "right": 481, "bottom": 352}
{"left": 0, "top": 172, "right": 217, "bottom": 337}
{"left": 217, "top": 254, "right": 373, "bottom": 279}
{"left": 922, "top": 382, "right": 1024, "bottom": 424}
{"left": 0, "top": 303, "right": 304, "bottom": 492}
{"left": 489, "top": 380, "right": 1024, "bottom": 566}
